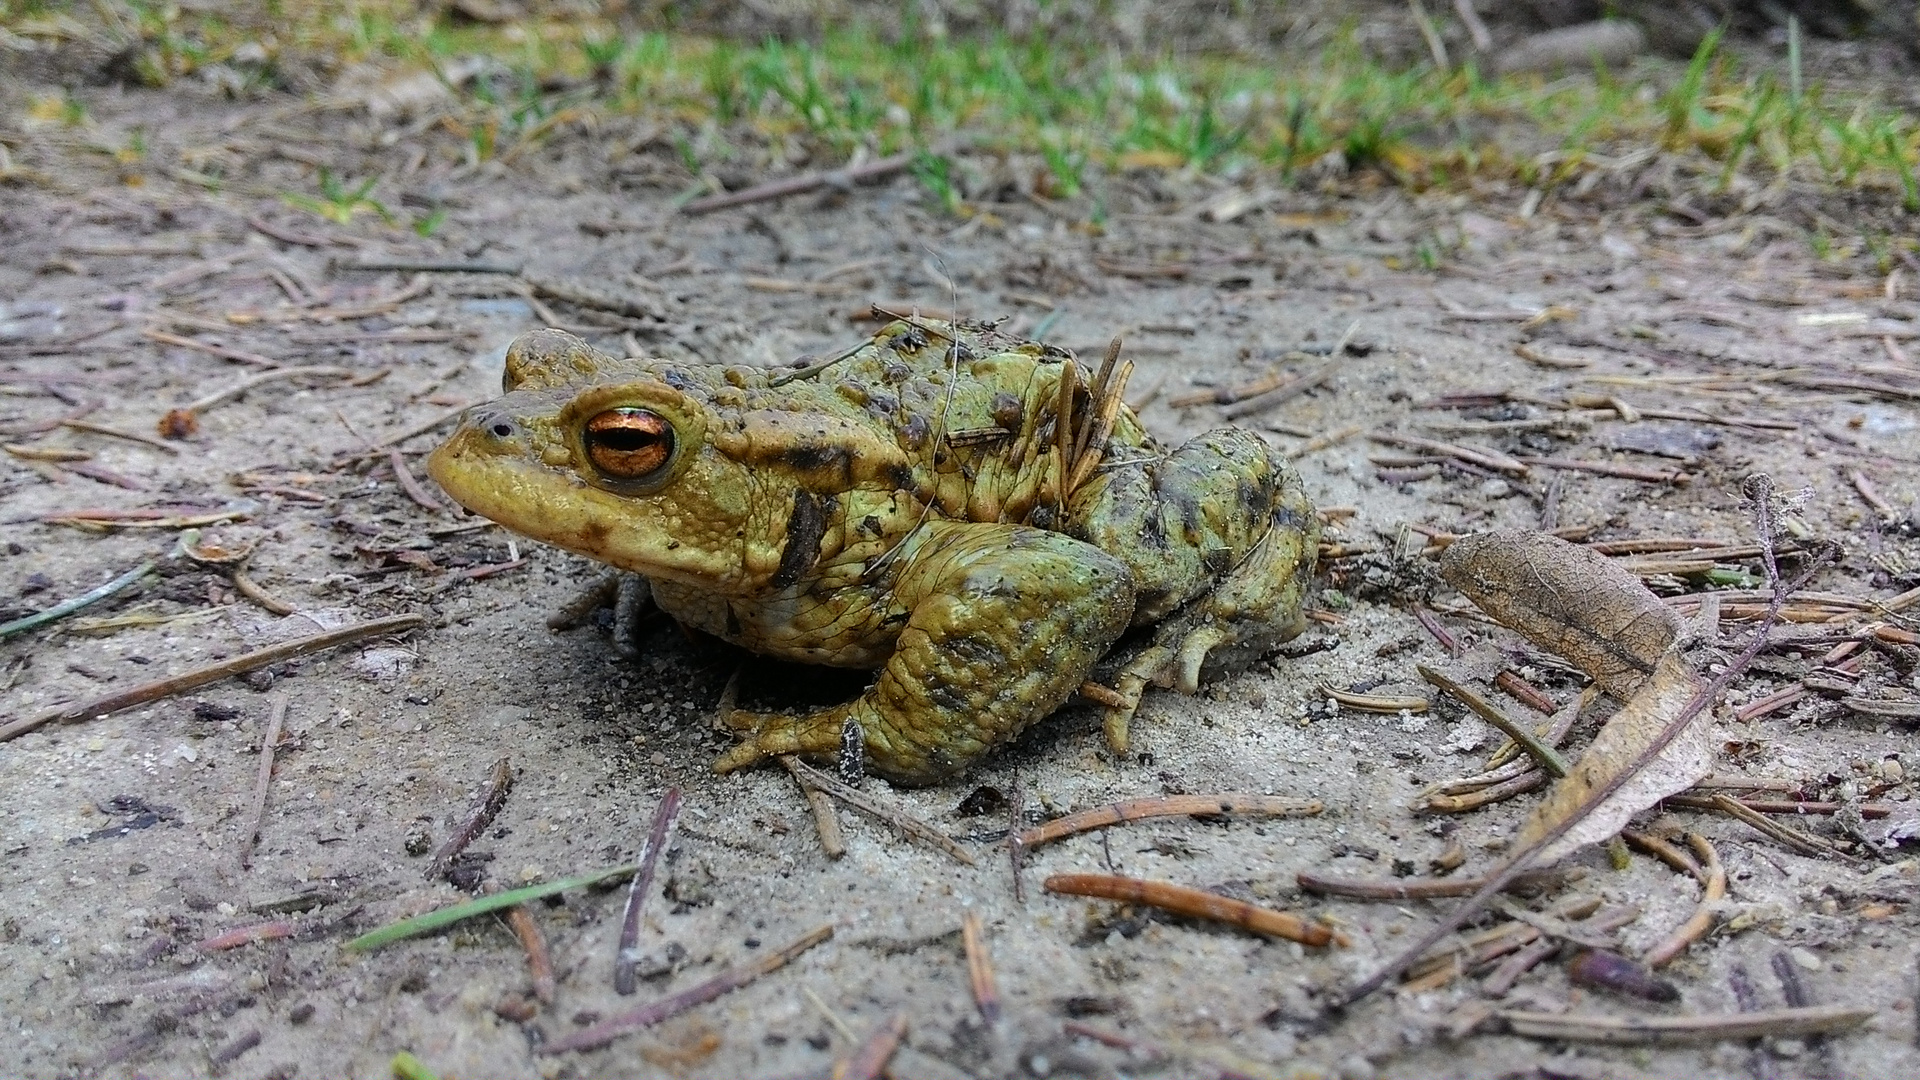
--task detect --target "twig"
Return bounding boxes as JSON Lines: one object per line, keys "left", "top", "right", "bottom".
{"left": 835, "top": 1012, "right": 907, "bottom": 1080}
{"left": 142, "top": 328, "right": 278, "bottom": 367}
{"left": 209, "top": 1029, "right": 261, "bottom": 1068}
{"left": 1516, "top": 456, "right": 1689, "bottom": 485}
{"left": 1062, "top": 1020, "right": 1282, "bottom": 1080}
{"left": 781, "top": 757, "right": 976, "bottom": 866}
{"left": 60, "top": 418, "right": 181, "bottom": 453}
{"left": 1408, "top": 0, "right": 1451, "bottom": 68}
{"left": 1010, "top": 794, "right": 1322, "bottom": 854}
{"left": 429, "top": 757, "right": 514, "bottom": 881}
{"left": 1219, "top": 361, "right": 1334, "bottom": 420}
{"left": 1417, "top": 665, "right": 1570, "bottom": 777}
{"left": 962, "top": 912, "right": 1000, "bottom": 1025}
{"left": 247, "top": 215, "right": 343, "bottom": 248}
{"left": 613, "top": 787, "right": 682, "bottom": 996}
{"left": 0, "top": 613, "right": 425, "bottom": 741}
{"left": 1644, "top": 834, "right": 1725, "bottom": 968}
{"left": 357, "top": 404, "right": 473, "bottom": 457}
{"left": 1493, "top": 670, "right": 1557, "bottom": 715}
{"left": 1708, "top": 793, "right": 1848, "bottom": 859}
{"left": 1771, "top": 947, "right": 1842, "bottom": 1076}
{"left": 1338, "top": 484, "right": 1838, "bottom": 1006}
{"left": 682, "top": 146, "right": 942, "bottom": 215}
{"left": 1619, "top": 829, "right": 1704, "bottom": 880}
{"left": 1495, "top": 1005, "right": 1873, "bottom": 1045}
{"left": 1044, "top": 873, "right": 1341, "bottom": 947}
{"left": 1452, "top": 0, "right": 1493, "bottom": 50}
{"left": 1286, "top": 423, "right": 1364, "bottom": 461}
{"left": 1412, "top": 605, "right": 1462, "bottom": 655}
{"left": 505, "top": 907, "right": 556, "bottom": 1004}
{"left": 1369, "top": 431, "right": 1528, "bottom": 475}
{"left": 183, "top": 366, "right": 353, "bottom": 414}
{"left": 1420, "top": 769, "right": 1548, "bottom": 813}
{"left": 779, "top": 755, "right": 847, "bottom": 860}
{"left": 538, "top": 924, "right": 834, "bottom": 1054}
{"left": 230, "top": 569, "right": 297, "bottom": 616}
{"left": 1481, "top": 937, "right": 1558, "bottom": 996}
{"left": 239, "top": 697, "right": 289, "bottom": 871}
{"left": 195, "top": 921, "right": 295, "bottom": 951}
{"left": 1729, "top": 963, "right": 1784, "bottom": 1080}
{"left": 0, "top": 559, "right": 154, "bottom": 639}
{"left": 387, "top": 448, "right": 446, "bottom": 514}
{"left": 1664, "top": 794, "right": 1892, "bottom": 819}
{"left": 338, "top": 259, "right": 523, "bottom": 274}
{"left": 1322, "top": 685, "right": 1430, "bottom": 712}
{"left": 1296, "top": 868, "right": 1573, "bottom": 900}
{"left": 799, "top": 778, "right": 848, "bottom": 859}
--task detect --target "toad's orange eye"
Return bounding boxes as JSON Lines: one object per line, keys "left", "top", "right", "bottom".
{"left": 584, "top": 408, "right": 675, "bottom": 480}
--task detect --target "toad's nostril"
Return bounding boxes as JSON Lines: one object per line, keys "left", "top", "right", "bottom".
{"left": 472, "top": 409, "right": 517, "bottom": 440}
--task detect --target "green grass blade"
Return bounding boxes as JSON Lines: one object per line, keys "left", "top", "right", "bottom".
{"left": 345, "top": 863, "right": 636, "bottom": 952}
{"left": 390, "top": 1052, "right": 442, "bottom": 1080}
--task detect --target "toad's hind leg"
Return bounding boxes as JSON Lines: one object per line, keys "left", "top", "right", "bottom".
{"left": 713, "top": 521, "right": 1134, "bottom": 786}
{"left": 1067, "top": 428, "right": 1319, "bottom": 752}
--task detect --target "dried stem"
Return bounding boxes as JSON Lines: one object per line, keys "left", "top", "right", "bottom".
{"left": 1708, "top": 793, "right": 1851, "bottom": 859}
{"left": 1011, "top": 793, "right": 1322, "bottom": 854}
{"left": 387, "top": 448, "right": 446, "bottom": 514}
{"left": 1418, "top": 665, "right": 1570, "bottom": 777}
{"left": 1497, "top": 1004, "right": 1872, "bottom": 1045}
{"left": 613, "top": 787, "right": 682, "bottom": 996}
{"left": 962, "top": 912, "right": 1000, "bottom": 1024}
{"left": 238, "top": 697, "right": 289, "bottom": 870}
{"left": 505, "top": 906, "right": 556, "bottom": 1004}
{"left": 835, "top": 1012, "right": 907, "bottom": 1080}
{"left": 1045, "top": 873, "right": 1341, "bottom": 947}
{"left": 780, "top": 757, "right": 975, "bottom": 866}
{"left": 538, "top": 924, "right": 834, "bottom": 1055}
{"left": 1, "top": 612, "right": 425, "bottom": 741}
{"left": 1644, "top": 834, "right": 1725, "bottom": 968}
{"left": 429, "top": 757, "right": 515, "bottom": 881}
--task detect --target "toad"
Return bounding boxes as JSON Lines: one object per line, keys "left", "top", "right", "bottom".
{"left": 428, "top": 319, "right": 1317, "bottom": 785}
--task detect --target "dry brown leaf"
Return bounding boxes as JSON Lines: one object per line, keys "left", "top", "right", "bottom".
{"left": 1441, "top": 530, "right": 1677, "bottom": 699}
{"left": 1441, "top": 531, "right": 1710, "bottom": 863}
{"left": 1517, "top": 650, "right": 1709, "bottom": 864}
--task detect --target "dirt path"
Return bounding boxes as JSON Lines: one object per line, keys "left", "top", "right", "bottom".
{"left": 1, "top": 72, "right": 1917, "bottom": 1080}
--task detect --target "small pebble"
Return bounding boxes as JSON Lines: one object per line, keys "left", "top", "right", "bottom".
{"left": 403, "top": 820, "right": 432, "bottom": 857}
{"left": 1336, "top": 1053, "right": 1377, "bottom": 1080}
{"left": 1789, "top": 946, "right": 1823, "bottom": 971}
{"left": 1880, "top": 758, "right": 1904, "bottom": 783}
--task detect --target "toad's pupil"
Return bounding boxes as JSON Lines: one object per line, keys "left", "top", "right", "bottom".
{"left": 596, "top": 427, "right": 657, "bottom": 450}
{"left": 585, "top": 408, "right": 673, "bottom": 478}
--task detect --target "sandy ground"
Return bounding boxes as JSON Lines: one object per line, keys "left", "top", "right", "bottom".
{"left": 2, "top": 52, "right": 1918, "bottom": 1080}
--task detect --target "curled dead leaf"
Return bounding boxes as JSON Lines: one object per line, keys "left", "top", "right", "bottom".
{"left": 1440, "top": 529, "right": 1677, "bottom": 699}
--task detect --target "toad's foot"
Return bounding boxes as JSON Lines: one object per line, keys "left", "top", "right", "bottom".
{"left": 713, "top": 521, "right": 1133, "bottom": 786}
{"left": 1092, "top": 624, "right": 1234, "bottom": 754}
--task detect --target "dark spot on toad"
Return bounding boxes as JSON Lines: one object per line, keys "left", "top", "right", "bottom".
{"left": 771, "top": 489, "right": 836, "bottom": 588}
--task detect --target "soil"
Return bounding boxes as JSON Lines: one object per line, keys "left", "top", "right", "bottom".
{"left": 2, "top": 28, "right": 1918, "bottom": 1080}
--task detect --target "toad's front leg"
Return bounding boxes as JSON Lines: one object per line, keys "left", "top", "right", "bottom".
{"left": 714, "top": 521, "right": 1135, "bottom": 786}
